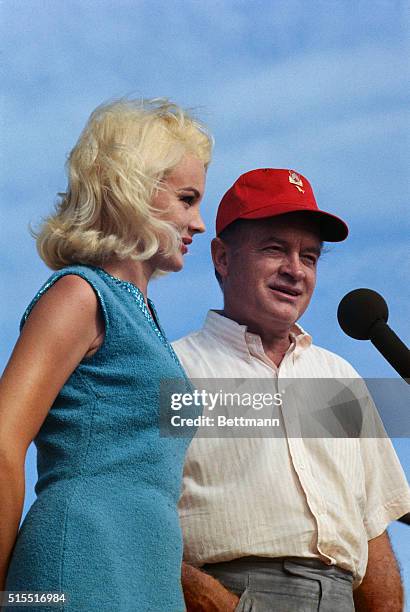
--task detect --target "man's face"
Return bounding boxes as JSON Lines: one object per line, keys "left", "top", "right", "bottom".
{"left": 215, "top": 214, "right": 322, "bottom": 336}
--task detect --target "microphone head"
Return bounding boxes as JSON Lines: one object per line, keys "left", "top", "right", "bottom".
{"left": 337, "top": 288, "right": 389, "bottom": 340}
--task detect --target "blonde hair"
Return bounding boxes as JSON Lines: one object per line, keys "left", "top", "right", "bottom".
{"left": 35, "top": 98, "right": 213, "bottom": 270}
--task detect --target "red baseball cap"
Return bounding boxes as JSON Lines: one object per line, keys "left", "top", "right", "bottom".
{"left": 216, "top": 168, "right": 348, "bottom": 241}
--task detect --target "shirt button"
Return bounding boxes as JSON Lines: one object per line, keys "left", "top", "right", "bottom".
{"left": 299, "top": 464, "right": 305, "bottom": 470}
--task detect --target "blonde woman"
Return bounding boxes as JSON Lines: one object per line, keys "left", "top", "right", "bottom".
{"left": 0, "top": 99, "right": 212, "bottom": 611}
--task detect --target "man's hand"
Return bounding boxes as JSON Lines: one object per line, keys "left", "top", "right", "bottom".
{"left": 353, "top": 531, "right": 403, "bottom": 611}
{"left": 182, "top": 562, "right": 240, "bottom": 612}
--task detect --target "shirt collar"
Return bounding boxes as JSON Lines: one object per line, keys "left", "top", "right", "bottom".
{"left": 203, "top": 310, "right": 312, "bottom": 362}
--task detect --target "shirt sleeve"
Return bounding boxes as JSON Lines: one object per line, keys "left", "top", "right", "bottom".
{"left": 359, "top": 391, "right": 410, "bottom": 540}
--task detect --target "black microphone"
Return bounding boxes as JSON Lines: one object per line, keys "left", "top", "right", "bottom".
{"left": 337, "top": 289, "right": 410, "bottom": 382}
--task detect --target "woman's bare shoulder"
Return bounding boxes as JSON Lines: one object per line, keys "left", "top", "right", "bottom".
{"left": 23, "top": 273, "right": 103, "bottom": 330}
{"left": 36, "top": 273, "right": 99, "bottom": 307}
{"left": 0, "top": 274, "right": 104, "bottom": 455}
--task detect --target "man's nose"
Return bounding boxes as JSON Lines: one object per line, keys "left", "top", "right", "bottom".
{"left": 189, "top": 209, "right": 206, "bottom": 234}
{"left": 278, "top": 254, "right": 305, "bottom": 280}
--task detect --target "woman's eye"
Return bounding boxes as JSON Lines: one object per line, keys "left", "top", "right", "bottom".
{"left": 180, "top": 195, "right": 195, "bottom": 207}
{"left": 180, "top": 195, "right": 195, "bottom": 205}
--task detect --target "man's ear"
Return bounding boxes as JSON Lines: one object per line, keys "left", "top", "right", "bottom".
{"left": 211, "top": 237, "right": 229, "bottom": 279}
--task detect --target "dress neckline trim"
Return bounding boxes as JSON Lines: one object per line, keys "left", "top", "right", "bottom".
{"left": 91, "top": 266, "right": 181, "bottom": 367}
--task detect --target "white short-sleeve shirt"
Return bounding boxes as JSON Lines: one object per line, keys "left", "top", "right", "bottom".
{"left": 173, "top": 311, "right": 410, "bottom": 586}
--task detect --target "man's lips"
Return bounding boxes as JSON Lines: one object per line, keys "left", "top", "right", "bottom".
{"left": 269, "top": 285, "right": 302, "bottom": 299}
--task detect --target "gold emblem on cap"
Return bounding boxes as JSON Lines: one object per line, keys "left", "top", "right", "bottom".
{"left": 289, "top": 171, "right": 304, "bottom": 193}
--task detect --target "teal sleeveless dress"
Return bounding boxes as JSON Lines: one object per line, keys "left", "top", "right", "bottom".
{"left": 6, "top": 265, "right": 194, "bottom": 611}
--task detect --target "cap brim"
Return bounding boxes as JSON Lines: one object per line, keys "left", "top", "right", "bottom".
{"left": 240, "top": 205, "right": 348, "bottom": 242}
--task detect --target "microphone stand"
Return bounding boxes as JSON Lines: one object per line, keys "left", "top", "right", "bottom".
{"left": 369, "top": 320, "right": 410, "bottom": 382}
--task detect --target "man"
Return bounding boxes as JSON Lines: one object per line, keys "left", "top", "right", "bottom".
{"left": 175, "top": 169, "right": 410, "bottom": 611}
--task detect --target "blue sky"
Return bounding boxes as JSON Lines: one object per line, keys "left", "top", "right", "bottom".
{"left": 1, "top": 0, "right": 409, "bottom": 597}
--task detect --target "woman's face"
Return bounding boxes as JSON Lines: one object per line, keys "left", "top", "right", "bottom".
{"left": 150, "top": 155, "right": 206, "bottom": 271}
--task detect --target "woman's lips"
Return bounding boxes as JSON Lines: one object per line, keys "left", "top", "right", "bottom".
{"left": 181, "top": 236, "right": 192, "bottom": 255}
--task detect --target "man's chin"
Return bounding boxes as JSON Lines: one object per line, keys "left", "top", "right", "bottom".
{"left": 266, "top": 305, "right": 301, "bottom": 329}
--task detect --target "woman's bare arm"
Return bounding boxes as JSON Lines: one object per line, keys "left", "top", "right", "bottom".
{"left": 0, "top": 275, "right": 104, "bottom": 588}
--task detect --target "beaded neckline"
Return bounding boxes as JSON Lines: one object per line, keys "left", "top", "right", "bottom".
{"left": 92, "top": 266, "right": 181, "bottom": 366}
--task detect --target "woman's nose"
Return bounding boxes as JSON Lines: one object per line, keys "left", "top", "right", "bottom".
{"left": 190, "top": 209, "right": 206, "bottom": 234}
